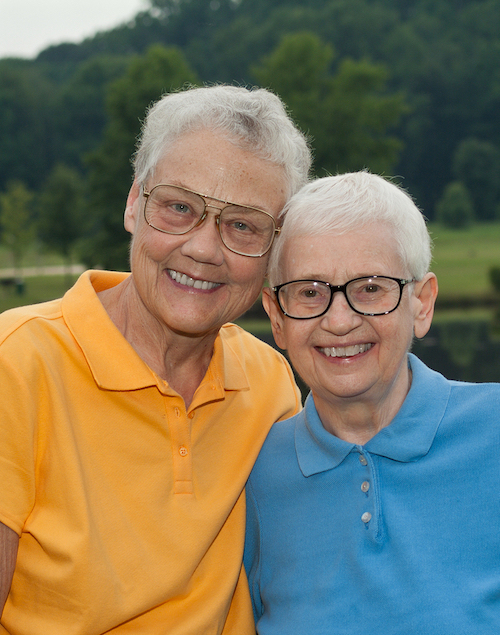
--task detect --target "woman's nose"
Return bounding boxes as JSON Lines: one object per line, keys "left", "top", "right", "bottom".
{"left": 320, "top": 291, "right": 363, "bottom": 334}
{"left": 180, "top": 210, "right": 225, "bottom": 265}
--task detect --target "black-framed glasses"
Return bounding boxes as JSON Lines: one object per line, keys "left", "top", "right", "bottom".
{"left": 273, "top": 276, "right": 415, "bottom": 319}
{"left": 142, "top": 183, "right": 280, "bottom": 257}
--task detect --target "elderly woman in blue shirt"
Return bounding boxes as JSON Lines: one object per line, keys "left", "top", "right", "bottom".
{"left": 244, "top": 171, "right": 500, "bottom": 635}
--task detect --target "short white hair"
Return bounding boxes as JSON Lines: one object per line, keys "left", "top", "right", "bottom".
{"left": 133, "top": 84, "right": 312, "bottom": 197}
{"left": 268, "top": 171, "right": 433, "bottom": 286}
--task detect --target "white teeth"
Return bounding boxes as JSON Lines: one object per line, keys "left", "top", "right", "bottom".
{"left": 168, "top": 269, "right": 220, "bottom": 290}
{"left": 321, "top": 343, "right": 373, "bottom": 358}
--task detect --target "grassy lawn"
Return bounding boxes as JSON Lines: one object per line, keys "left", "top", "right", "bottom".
{"left": 429, "top": 222, "right": 500, "bottom": 300}
{"left": 0, "top": 275, "right": 80, "bottom": 313}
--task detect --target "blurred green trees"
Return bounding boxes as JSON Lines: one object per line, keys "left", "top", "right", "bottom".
{"left": 435, "top": 182, "right": 475, "bottom": 229}
{"left": 1, "top": 0, "right": 500, "bottom": 269}
{"left": 83, "top": 45, "right": 199, "bottom": 270}
{"left": 38, "top": 164, "right": 86, "bottom": 279}
{"left": 253, "top": 32, "right": 407, "bottom": 175}
{"left": 0, "top": 181, "right": 35, "bottom": 272}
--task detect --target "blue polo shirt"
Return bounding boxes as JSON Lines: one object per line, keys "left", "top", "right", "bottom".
{"left": 244, "top": 354, "right": 500, "bottom": 634}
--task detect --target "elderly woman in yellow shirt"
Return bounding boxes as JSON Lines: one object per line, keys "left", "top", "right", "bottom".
{"left": 0, "top": 84, "right": 311, "bottom": 635}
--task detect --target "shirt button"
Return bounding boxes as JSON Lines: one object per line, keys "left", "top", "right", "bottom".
{"left": 359, "top": 455, "right": 368, "bottom": 466}
{"left": 179, "top": 446, "right": 188, "bottom": 457}
{"left": 188, "top": 412, "right": 194, "bottom": 419}
{"left": 361, "top": 512, "right": 372, "bottom": 524}
{"left": 361, "top": 481, "right": 370, "bottom": 493}
{"left": 174, "top": 407, "right": 180, "bottom": 417}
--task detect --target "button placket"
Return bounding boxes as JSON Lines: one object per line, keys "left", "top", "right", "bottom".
{"left": 356, "top": 451, "right": 376, "bottom": 532}
{"left": 168, "top": 401, "right": 193, "bottom": 494}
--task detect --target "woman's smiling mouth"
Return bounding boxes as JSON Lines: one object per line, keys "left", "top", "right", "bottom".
{"left": 168, "top": 269, "right": 221, "bottom": 290}
{"left": 319, "top": 343, "right": 373, "bottom": 358}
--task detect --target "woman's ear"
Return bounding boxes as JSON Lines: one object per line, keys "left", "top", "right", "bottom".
{"left": 124, "top": 180, "right": 141, "bottom": 235}
{"left": 413, "top": 272, "right": 438, "bottom": 339}
{"left": 262, "top": 287, "right": 287, "bottom": 350}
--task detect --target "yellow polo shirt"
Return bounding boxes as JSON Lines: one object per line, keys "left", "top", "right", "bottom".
{"left": 0, "top": 270, "right": 301, "bottom": 635}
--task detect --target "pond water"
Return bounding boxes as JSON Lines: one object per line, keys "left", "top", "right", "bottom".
{"left": 412, "top": 317, "right": 500, "bottom": 383}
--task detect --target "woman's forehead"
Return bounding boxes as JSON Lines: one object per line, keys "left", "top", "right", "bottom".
{"left": 280, "top": 229, "right": 403, "bottom": 279}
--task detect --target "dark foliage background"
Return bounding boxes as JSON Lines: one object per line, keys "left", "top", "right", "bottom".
{"left": 1, "top": 0, "right": 499, "bottom": 269}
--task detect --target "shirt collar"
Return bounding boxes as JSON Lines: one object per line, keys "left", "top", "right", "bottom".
{"left": 296, "top": 354, "right": 451, "bottom": 477}
{"left": 62, "top": 270, "right": 155, "bottom": 390}
{"left": 188, "top": 326, "right": 249, "bottom": 407}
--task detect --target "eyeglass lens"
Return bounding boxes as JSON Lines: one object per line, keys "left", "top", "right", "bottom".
{"left": 278, "top": 277, "right": 403, "bottom": 318}
{"left": 144, "top": 185, "right": 275, "bottom": 256}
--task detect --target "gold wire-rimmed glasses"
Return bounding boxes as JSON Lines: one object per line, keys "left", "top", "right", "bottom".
{"left": 142, "top": 183, "right": 280, "bottom": 257}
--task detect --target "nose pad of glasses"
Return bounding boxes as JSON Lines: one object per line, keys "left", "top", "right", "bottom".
{"left": 192, "top": 210, "right": 224, "bottom": 242}
{"left": 192, "top": 210, "right": 210, "bottom": 229}
{"left": 199, "top": 205, "right": 224, "bottom": 228}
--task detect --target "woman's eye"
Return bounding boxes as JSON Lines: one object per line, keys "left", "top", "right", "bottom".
{"left": 232, "top": 221, "right": 250, "bottom": 232}
{"left": 171, "top": 203, "right": 191, "bottom": 214}
{"left": 298, "top": 288, "right": 322, "bottom": 300}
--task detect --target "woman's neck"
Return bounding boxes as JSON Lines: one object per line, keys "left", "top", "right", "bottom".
{"left": 98, "top": 277, "right": 217, "bottom": 407}
{"left": 313, "top": 366, "right": 412, "bottom": 445}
